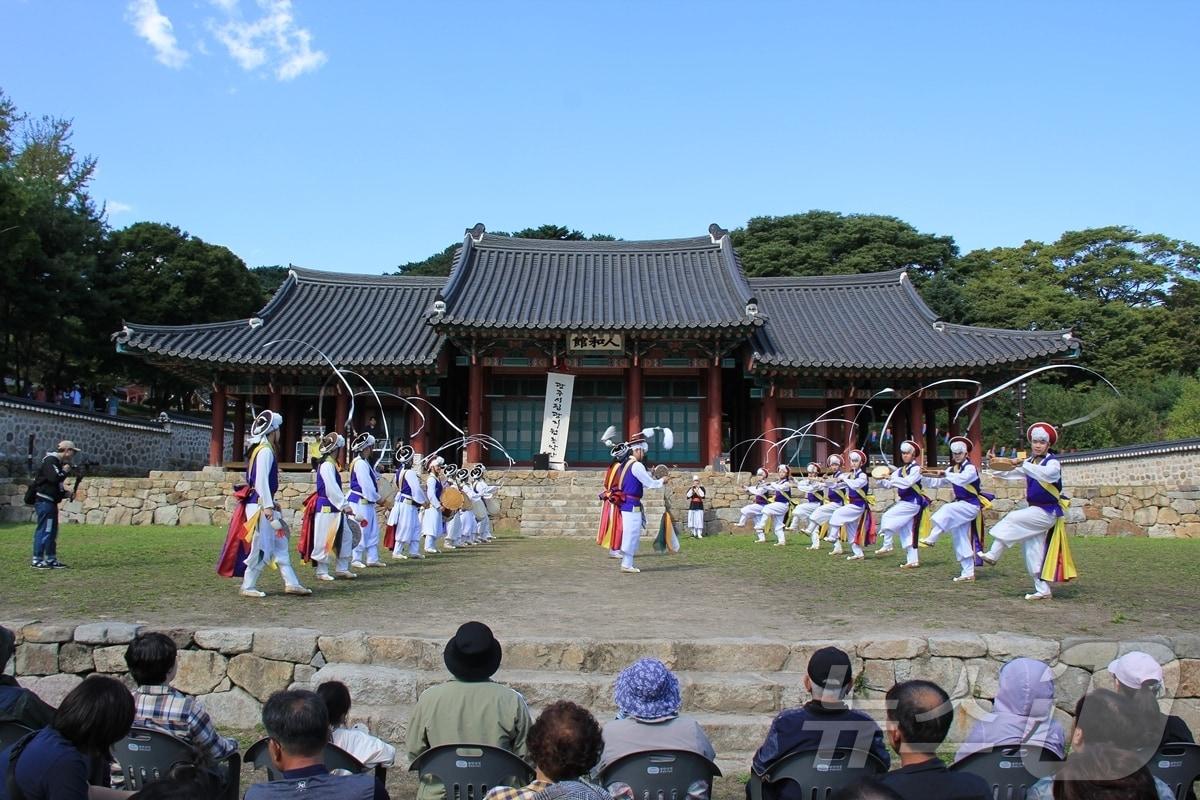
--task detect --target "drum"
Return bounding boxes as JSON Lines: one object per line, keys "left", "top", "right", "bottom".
{"left": 471, "top": 498, "right": 487, "bottom": 522}
{"left": 484, "top": 497, "right": 500, "bottom": 516}
{"left": 441, "top": 486, "right": 466, "bottom": 512}
{"left": 377, "top": 476, "right": 397, "bottom": 505}
{"left": 870, "top": 465, "right": 892, "bottom": 480}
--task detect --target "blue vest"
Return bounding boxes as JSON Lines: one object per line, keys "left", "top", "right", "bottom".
{"left": 1025, "top": 454, "right": 1065, "bottom": 516}
{"left": 773, "top": 483, "right": 791, "bottom": 503}
{"left": 845, "top": 469, "right": 869, "bottom": 507}
{"left": 348, "top": 457, "right": 378, "bottom": 503}
{"left": 618, "top": 459, "right": 644, "bottom": 512}
{"left": 246, "top": 443, "right": 278, "bottom": 506}
{"left": 244, "top": 771, "right": 376, "bottom": 800}
{"left": 896, "top": 463, "right": 926, "bottom": 505}
{"left": 397, "top": 469, "right": 414, "bottom": 500}
{"left": 949, "top": 463, "right": 985, "bottom": 506}
{"left": 315, "top": 458, "right": 340, "bottom": 511}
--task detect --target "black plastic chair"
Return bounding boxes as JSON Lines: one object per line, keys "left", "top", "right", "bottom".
{"left": 0, "top": 721, "right": 34, "bottom": 751}
{"left": 115, "top": 726, "right": 241, "bottom": 800}
{"left": 748, "top": 748, "right": 888, "bottom": 800}
{"left": 1147, "top": 742, "right": 1200, "bottom": 800}
{"left": 245, "top": 736, "right": 370, "bottom": 780}
{"left": 600, "top": 749, "right": 722, "bottom": 800}
{"left": 952, "top": 744, "right": 1063, "bottom": 800}
{"left": 409, "top": 743, "right": 534, "bottom": 800}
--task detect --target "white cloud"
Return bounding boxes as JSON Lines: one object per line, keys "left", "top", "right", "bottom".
{"left": 126, "top": 0, "right": 190, "bottom": 69}
{"left": 210, "top": 0, "right": 327, "bottom": 81}
{"left": 107, "top": 201, "right": 134, "bottom": 215}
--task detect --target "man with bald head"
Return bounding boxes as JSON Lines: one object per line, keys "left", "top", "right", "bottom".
{"left": 879, "top": 681, "right": 989, "bottom": 800}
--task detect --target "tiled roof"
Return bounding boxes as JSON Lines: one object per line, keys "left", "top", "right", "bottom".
{"left": 748, "top": 270, "right": 1078, "bottom": 373}
{"left": 430, "top": 226, "right": 763, "bottom": 333}
{"left": 116, "top": 268, "right": 445, "bottom": 372}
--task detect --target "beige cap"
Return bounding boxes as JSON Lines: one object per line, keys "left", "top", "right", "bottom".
{"left": 57, "top": 440, "right": 78, "bottom": 452}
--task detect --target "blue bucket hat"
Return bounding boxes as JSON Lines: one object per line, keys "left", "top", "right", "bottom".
{"left": 614, "top": 658, "right": 681, "bottom": 721}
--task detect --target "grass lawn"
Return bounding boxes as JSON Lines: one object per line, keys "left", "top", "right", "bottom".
{"left": 2, "top": 523, "right": 1196, "bottom": 641}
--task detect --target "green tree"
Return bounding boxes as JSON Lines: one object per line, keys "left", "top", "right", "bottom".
{"left": 1165, "top": 376, "right": 1200, "bottom": 439}
{"left": 394, "top": 224, "right": 617, "bottom": 277}
{"left": 250, "top": 264, "right": 291, "bottom": 297}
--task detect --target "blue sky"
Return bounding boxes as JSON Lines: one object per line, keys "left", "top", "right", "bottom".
{"left": 3, "top": 1, "right": 1198, "bottom": 274}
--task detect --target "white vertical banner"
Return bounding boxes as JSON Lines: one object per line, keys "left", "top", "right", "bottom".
{"left": 539, "top": 372, "right": 575, "bottom": 469}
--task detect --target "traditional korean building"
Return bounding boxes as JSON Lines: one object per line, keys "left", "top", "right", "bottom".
{"left": 115, "top": 223, "right": 1078, "bottom": 469}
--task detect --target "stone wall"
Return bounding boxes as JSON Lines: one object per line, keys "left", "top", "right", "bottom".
{"left": 0, "top": 396, "right": 231, "bottom": 480}
{"left": 4, "top": 619, "right": 1199, "bottom": 765}
{"left": 1058, "top": 439, "right": 1200, "bottom": 487}
{"left": 2, "top": 462, "right": 1199, "bottom": 536}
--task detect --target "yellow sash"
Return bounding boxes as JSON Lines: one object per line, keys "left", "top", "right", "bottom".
{"left": 1034, "top": 475, "right": 1077, "bottom": 582}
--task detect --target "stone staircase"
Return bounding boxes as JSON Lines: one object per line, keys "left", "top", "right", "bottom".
{"left": 516, "top": 471, "right": 670, "bottom": 538}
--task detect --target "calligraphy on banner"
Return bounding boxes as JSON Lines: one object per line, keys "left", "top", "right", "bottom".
{"left": 566, "top": 333, "right": 624, "bottom": 353}
{"left": 539, "top": 372, "right": 576, "bottom": 468}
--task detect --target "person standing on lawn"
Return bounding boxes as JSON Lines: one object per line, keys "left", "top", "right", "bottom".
{"left": 29, "top": 440, "right": 79, "bottom": 570}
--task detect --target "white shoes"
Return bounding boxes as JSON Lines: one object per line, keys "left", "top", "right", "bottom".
{"left": 620, "top": 565, "right": 641, "bottom": 574}
{"left": 1025, "top": 592, "right": 1052, "bottom": 601}
{"left": 316, "top": 573, "right": 335, "bottom": 581}
{"left": 875, "top": 547, "right": 894, "bottom": 555}
{"left": 335, "top": 570, "right": 358, "bottom": 579}
{"left": 284, "top": 585, "right": 312, "bottom": 596}
{"left": 609, "top": 551, "right": 623, "bottom": 559}
{"left": 350, "top": 560, "right": 367, "bottom": 569}
{"left": 240, "top": 588, "right": 266, "bottom": 598}
{"left": 443, "top": 543, "right": 457, "bottom": 550}
{"left": 424, "top": 547, "right": 439, "bottom": 554}
{"left": 410, "top": 552, "right": 426, "bottom": 559}
{"left": 953, "top": 575, "right": 976, "bottom": 583}
{"left": 366, "top": 561, "right": 387, "bottom": 567}
{"left": 978, "top": 551, "right": 998, "bottom": 566}
{"left": 774, "top": 541, "right": 786, "bottom": 547}
{"left": 393, "top": 552, "right": 409, "bottom": 560}
{"left": 846, "top": 554, "right": 865, "bottom": 561}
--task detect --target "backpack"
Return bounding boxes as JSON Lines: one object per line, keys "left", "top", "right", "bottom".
{"left": 23, "top": 483, "right": 37, "bottom": 505}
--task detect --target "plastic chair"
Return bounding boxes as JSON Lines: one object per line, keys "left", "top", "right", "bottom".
{"left": 409, "top": 743, "right": 534, "bottom": 800}
{"left": 748, "top": 748, "right": 887, "bottom": 800}
{"left": 245, "top": 736, "right": 369, "bottom": 780}
{"left": 1147, "top": 742, "right": 1200, "bottom": 800}
{"left": 115, "top": 726, "right": 241, "bottom": 800}
{"left": 952, "top": 744, "right": 1063, "bottom": 800}
{"left": 600, "top": 749, "right": 723, "bottom": 800}
{"left": 0, "top": 721, "right": 34, "bottom": 751}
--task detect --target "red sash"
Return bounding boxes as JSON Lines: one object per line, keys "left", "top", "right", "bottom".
{"left": 596, "top": 461, "right": 632, "bottom": 550}
{"left": 297, "top": 491, "right": 319, "bottom": 563}
{"left": 216, "top": 485, "right": 253, "bottom": 578}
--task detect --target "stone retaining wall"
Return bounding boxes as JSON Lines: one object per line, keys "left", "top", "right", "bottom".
{"left": 4, "top": 619, "right": 1199, "bottom": 757}
{"left": 2, "top": 465, "right": 1199, "bottom": 536}
{"left": 0, "top": 396, "right": 231, "bottom": 479}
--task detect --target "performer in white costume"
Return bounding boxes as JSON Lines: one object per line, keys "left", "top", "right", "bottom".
{"left": 421, "top": 456, "right": 446, "bottom": 554}
{"left": 760, "top": 465, "right": 792, "bottom": 546}
{"left": 348, "top": 433, "right": 386, "bottom": 568}
{"left": 921, "top": 436, "right": 993, "bottom": 583}
{"left": 387, "top": 444, "right": 428, "bottom": 560}
{"left": 827, "top": 449, "right": 873, "bottom": 561}
{"left": 807, "top": 453, "right": 847, "bottom": 554}
{"left": 876, "top": 440, "right": 930, "bottom": 568}
{"left": 736, "top": 468, "right": 770, "bottom": 530}
{"left": 311, "top": 432, "right": 361, "bottom": 581}
{"left": 685, "top": 475, "right": 706, "bottom": 539}
{"left": 615, "top": 431, "right": 668, "bottom": 574}
{"left": 470, "top": 465, "right": 497, "bottom": 543}
{"left": 239, "top": 411, "right": 310, "bottom": 598}
{"left": 979, "top": 422, "right": 1077, "bottom": 600}
{"left": 789, "top": 463, "right": 825, "bottom": 549}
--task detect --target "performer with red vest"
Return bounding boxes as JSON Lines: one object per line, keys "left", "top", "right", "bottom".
{"left": 921, "top": 436, "right": 993, "bottom": 583}
{"left": 979, "top": 422, "right": 1077, "bottom": 601}
{"left": 224, "top": 410, "right": 310, "bottom": 598}
{"left": 877, "top": 440, "right": 932, "bottom": 568}
{"left": 828, "top": 449, "right": 875, "bottom": 560}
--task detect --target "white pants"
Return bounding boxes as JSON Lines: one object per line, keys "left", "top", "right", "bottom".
{"left": 790, "top": 501, "right": 820, "bottom": 531}
{"left": 880, "top": 500, "right": 922, "bottom": 553}
{"left": 391, "top": 501, "right": 422, "bottom": 555}
{"left": 461, "top": 511, "right": 478, "bottom": 543}
{"left": 479, "top": 514, "right": 494, "bottom": 540}
{"left": 313, "top": 512, "right": 351, "bottom": 575}
{"left": 830, "top": 504, "right": 866, "bottom": 556}
{"left": 808, "top": 502, "right": 839, "bottom": 533}
{"left": 928, "top": 500, "right": 981, "bottom": 578}
{"left": 446, "top": 512, "right": 462, "bottom": 545}
{"left": 421, "top": 507, "right": 444, "bottom": 549}
{"left": 762, "top": 502, "right": 788, "bottom": 543}
{"left": 620, "top": 509, "right": 645, "bottom": 569}
{"left": 737, "top": 504, "right": 765, "bottom": 526}
{"left": 687, "top": 509, "right": 705, "bottom": 535}
{"left": 351, "top": 503, "right": 380, "bottom": 564}
{"left": 986, "top": 505, "right": 1056, "bottom": 595}
{"left": 241, "top": 504, "right": 302, "bottom": 591}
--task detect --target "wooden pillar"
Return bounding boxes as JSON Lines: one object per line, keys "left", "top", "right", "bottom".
{"left": 704, "top": 363, "right": 722, "bottom": 468}
{"left": 760, "top": 384, "right": 778, "bottom": 470}
{"left": 209, "top": 384, "right": 226, "bottom": 467}
{"left": 908, "top": 394, "right": 924, "bottom": 465}
{"left": 843, "top": 397, "right": 857, "bottom": 453}
{"left": 467, "top": 363, "right": 484, "bottom": 464}
{"left": 815, "top": 398, "right": 831, "bottom": 463}
{"left": 625, "top": 363, "right": 643, "bottom": 438}
{"left": 410, "top": 402, "right": 429, "bottom": 458}
{"left": 334, "top": 391, "right": 349, "bottom": 468}
{"left": 232, "top": 398, "right": 247, "bottom": 462}
{"left": 924, "top": 401, "right": 939, "bottom": 467}
{"left": 968, "top": 399, "right": 984, "bottom": 467}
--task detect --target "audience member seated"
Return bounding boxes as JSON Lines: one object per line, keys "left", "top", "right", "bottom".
{"left": 1109, "top": 651, "right": 1196, "bottom": 747}
{"left": 0, "top": 675, "right": 136, "bottom": 800}
{"left": 879, "top": 680, "right": 990, "bottom": 800}
{"left": 0, "top": 625, "right": 56, "bottom": 729}
{"left": 598, "top": 658, "right": 716, "bottom": 771}
{"left": 407, "top": 622, "right": 533, "bottom": 800}
{"left": 1026, "top": 688, "right": 1173, "bottom": 800}
{"left": 317, "top": 680, "right": 396, "bottom": 770}
{"left": 245, "top": 689, "right": 389, "bottom": 800}
{"left": 750, "top": 647, "right": 890, "bottom": 800}
{"left": 124, "top": 632, "right": 239, "bottom": 773}
{"left": 832, "top": 780, "right": 906, "bottom": 800}
{"left": 955, "top": 657, "right": 1066, "bottom": 762}
{"left": 485, "top": 700, "right": 607, "bottom": 800}
{"left": 128, "top": 764, "right": 213, "bottom": 800}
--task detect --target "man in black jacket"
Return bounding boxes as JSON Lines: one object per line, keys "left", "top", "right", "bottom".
{"left": 879, "top": 681, "right": 990, "bottom": 800}
{"left": 30, "top": 440, "right": 78, "bottom": 569}
{"left": 0, "top": 626, "right": 56, "bottom": 728}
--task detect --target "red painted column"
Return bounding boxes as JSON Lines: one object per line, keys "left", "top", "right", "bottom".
{"left": 410, "top": 402, "right": 429, "bottom": 458}
{"left": 467, "top": 363, "right": 484, "bottom": 464}
{"left": 908, "top": 394, "right": 925, "bottom": 465}
{"left": 815, "top": 398, "right": 831, "bottom": 464}
{"left": 334, "top": 391, "right": 349, "bottom": 468}
{"left": 232, "top": 397, "right": 246, "bottom": 462}
{"left": 760, "top": 385, "right": 778, "bottom": 470}
{"left": 705, "top": 363, "right": 722, "bottom": 467}
{"left": 843, "top": 396, "right": 857, "bottom": 453}
{"left": 626, "top": 363, "right": 643, "bottom": 438}
{"left": 968, "top": 399, "right": 984, "bottom": 467}
{"left": 925, "top": 401, "right": 939, "bottom": 467}
{"left": 209, "top": 384, "right": 226, "bottom": 467}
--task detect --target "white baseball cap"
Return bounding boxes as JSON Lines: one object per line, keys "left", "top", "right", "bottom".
{"left": 1108, "top": 651, "right": 1163, "bottom": 689}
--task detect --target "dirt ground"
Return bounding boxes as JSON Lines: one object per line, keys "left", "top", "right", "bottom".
{"left": 3, "top": 525, "right": 1196, "bottom": 642}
